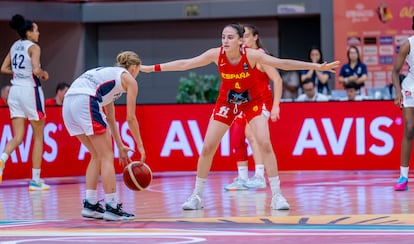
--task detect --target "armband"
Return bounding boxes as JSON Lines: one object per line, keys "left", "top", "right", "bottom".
{"left": 154, "top": 64, "right": 161, "bottom": 72}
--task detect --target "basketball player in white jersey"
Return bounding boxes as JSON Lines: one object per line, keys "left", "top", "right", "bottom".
{"left": 62, "top": 51, "right": 145, "bottom": 221}
{"left": 0, "top": 14, "right": 49, "bottom": 190}
{"left": 393, "top": 17, "right": 414, "bottom": 192}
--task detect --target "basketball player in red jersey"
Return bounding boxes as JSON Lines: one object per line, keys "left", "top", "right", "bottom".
{"left": 225, "top": 23, "right": 283, "bottom": 191}
{"left": 140, "top": 24, "right": 339, "bottom": 211}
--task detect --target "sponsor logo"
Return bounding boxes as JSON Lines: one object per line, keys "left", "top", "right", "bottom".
{"left": 293, "top": 116, "right": 394, "bottom": 156}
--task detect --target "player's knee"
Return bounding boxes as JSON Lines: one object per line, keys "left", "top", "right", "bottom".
{"left": 200, "top": 143, "right": 217, "bottom": 157}
{"left": 259, "top": 141, "right": 273, "bottom": 154}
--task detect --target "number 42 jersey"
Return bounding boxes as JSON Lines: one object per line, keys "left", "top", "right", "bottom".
{"left": 10, "top": 39, "right": 40, "bottom": 87}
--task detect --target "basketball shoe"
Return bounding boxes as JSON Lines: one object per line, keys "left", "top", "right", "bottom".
{"left": 182, "top": 194, "right": 203, "bottom": 210}
{"left": 103, "top": 203, "right": 135, "bottom": 221}
{"left": 394, "top": 176, "right": 408, "bottom": 191}
{"left": 271, "top": 192, "right": 290, "bottom": 210}
{"left": 81, "top": 200, "right": 105, "bottom": 219}
{"left": 29, "top": 179, "right": 50, "bottom": 191}
{"left": 224, "top": 177, "right": 248, "bottom": 191}
{"left": 0, "top": 159, "right": 3, "bottom": 183}
{"left": 244, "top": 175, "right": 266, "bottom": 189}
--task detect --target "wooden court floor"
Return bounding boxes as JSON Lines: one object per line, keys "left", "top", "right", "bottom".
{"left": 0, "top": 170, "right": 414, "bottom": 243}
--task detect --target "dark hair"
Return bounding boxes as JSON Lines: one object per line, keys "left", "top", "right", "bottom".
{"left": 347, "top": 45, "right": 361, "bottom": 64}
{"left": 55, "top": 82, "right": 70, "bottom": 94}
{"left": 242, "top": 23, "right": 266, "bottom": 51}
{"left": 224, "top": 23, "right": 244, "bottom": 38}
{"left": 302, "top": 77, "right": 315, "bottom": 86}
{"left": 412, "top": 16, "right": 414, "bottom": 30}
{"left": 9, "top": 14, "right": 34, "bottom": 39}
{"left": 344, "top": 81, "right": 358, "bottom": 90}
{"left": 308, "top": 46, "right": 324, "bottom": 64}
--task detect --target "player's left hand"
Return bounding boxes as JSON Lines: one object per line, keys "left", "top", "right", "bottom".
{"left": 119, "top": 145, "right": 134, "bottom": 166}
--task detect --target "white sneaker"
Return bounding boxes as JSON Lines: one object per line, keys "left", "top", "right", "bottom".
{"left": 271, "top": 192, "right": 290, "bottom": 210}
{"left": 182, "top": 194, "right": 203, "bottom": 210}
{"left": 244, "top": 175, "right": 266, "bottom": 189}
{"left": 29, "top": 179, "right": 50, "bottom": 191}
{"left": 224, "top": 177, "right": 248, "bottom": 191}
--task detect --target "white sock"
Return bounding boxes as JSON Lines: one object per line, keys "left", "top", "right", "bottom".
{"left": 238, "top": 166, "right": 248, "bottom": 180}
{"left": 401, "top": 166, "right": 409, "bottom": 178}
{"left": 0, "top": 153, "right": 8, "bottom": 165}
{"left": 86, "top": 190, "right": 98, "bottom": 204}
{"left": 32, "top": 168, "right": 41, "bottom": 183}
{"left": 105, "top": 193, "right": 118, "bottom": 208}
{"left": 268, "top": 176, "right": 281, "bottom": 195}
{"left": 255, "top": 164, "right": 265, "bottom": 178}
{"left": 193, "top": 177, "right": 206, "bottom": 197}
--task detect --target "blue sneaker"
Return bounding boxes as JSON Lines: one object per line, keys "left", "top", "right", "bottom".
{"left": 394, "top": 176, "right": 408, "bottom": 191}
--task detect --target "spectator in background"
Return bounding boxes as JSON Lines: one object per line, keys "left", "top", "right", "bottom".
{"left": 296, "top": 78, "right": 329, "bottom": 102}
{"left": 340, "top": 82, "right": 364, "bottom": 101}
{"left": 45, "top": 82, "right": 70, "bottom": 106}
{"left": 0, "top": 84, "right": 11, "bottom": 106}
{"left": 300, "top": 46, "right": 331, "bottom": 95}
{"left": 338, "top": 45, "right": 368, "bottom": 91}
{"left": 280, "top": 70, "right": 300, "bottom": 99}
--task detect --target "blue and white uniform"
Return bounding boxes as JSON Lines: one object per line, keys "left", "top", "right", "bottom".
{"left": 62, "top": 67, "right": 127, "bottom": 136}
{"left": 8, "top": 40, "right": 45, "bottom": 120}
{"left": 401, "top": 36, "right": 414, "bottom": 107}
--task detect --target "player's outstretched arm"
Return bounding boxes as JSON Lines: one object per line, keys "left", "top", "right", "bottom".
{"left": 140, "top": 48, "right": 219, "bottom": 73}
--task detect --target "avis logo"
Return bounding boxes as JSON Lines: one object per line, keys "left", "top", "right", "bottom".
{"left": 293, "top": 116, "right": 395, "bottom": 156}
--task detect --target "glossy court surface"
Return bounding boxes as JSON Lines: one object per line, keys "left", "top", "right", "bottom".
{"left": 0, "top": 170, "right": 414, "bottom": 243}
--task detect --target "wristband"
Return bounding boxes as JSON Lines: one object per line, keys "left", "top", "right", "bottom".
{"left": 154, "top": 64, "right": 161, "bottom": 72}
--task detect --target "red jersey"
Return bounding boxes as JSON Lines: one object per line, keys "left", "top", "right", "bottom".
{"left": 213, "top": 47, "right": 264, "bottom": 126}
{"left": 0, "top": 99, "right": 7, "bottom": 107}
{"left": 45, "top": 98, "right": 57, "bottom": 106}
{"left": 254, "top": 48, "right": 273, "bottom": 110}
{"left": 217, "top": 46, "right": 262, "bottom": 103}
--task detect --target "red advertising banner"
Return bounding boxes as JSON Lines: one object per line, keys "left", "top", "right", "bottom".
{"left": 0, "top": 102, "right": 404, "bottom": 180}
{"left": 333, "top": 0, "right": 414, "bottom": 89}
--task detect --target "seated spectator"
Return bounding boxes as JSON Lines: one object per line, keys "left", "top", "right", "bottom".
{"left": 281, "top": 70, "right": 300, "bottom": 99}
{"left": 340, "top": 82, "right": 364, "bottom": 101}
{"left": 295, "top": 78, "right": 329, "bottom": 102}
{"left": 0, "top": 84, "right": 10, "bottom": 106}
{"left": 45, "top": 82, "right": 70, "bottom": 106}
{"left": 300, "top": 46, "right": 331, "bottom": 95}
{"left": 338, "top": 45, "right": 368, "bottom": 91}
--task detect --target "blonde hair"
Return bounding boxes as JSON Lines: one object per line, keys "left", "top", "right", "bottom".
{"left": 116, "top": 51, "right": 141, "bottom": 69}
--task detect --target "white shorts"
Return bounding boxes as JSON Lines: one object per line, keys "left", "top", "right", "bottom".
{"left": 402, "top": 77, "right": 414, "bottom": 108}
{"left": 8, "top": 85, "right": 46, "bottom": 120}
{"left": 62, "top": 94, "right": 107, "bottom": 136}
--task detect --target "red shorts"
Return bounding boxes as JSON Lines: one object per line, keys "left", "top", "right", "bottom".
{"left": 212, "top": 98, "right": 263, "bottom": 126}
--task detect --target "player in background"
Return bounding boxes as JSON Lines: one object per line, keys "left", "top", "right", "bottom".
{"left": 225, "top": 23, "right": 282, "bottom": 191}
{"left": 392, "top": 16, "right": 414, "bottom": 191}
{"left": 0, "top": 14, "right": 49, "bottom": 190}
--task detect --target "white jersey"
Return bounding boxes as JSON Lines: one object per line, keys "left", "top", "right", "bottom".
{"left": 400, "top": 36, "right": 414, "bottom": 107}
{"left": 405, "top": 36, "right": 414, "bottom": 82}
{"left": 65, "top": 67, "right": 127, "bottom": 106}
{"left": 10, "top": 40, "right": 40, "bottom": 87}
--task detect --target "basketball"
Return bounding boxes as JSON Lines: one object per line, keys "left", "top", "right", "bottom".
{"left": 123, "top": 161, "right": 153, "bottom": 191}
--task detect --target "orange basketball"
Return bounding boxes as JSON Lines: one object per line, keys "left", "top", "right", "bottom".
{"left": 123, "top": 161, "right": 152, "bottom": 191}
